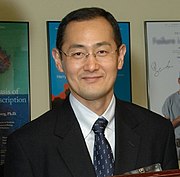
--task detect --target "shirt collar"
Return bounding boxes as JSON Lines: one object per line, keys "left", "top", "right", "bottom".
{"left": 69, "top": 93, "right": 115, "bottom": 138}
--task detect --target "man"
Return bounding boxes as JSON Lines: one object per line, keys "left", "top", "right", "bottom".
{"left": 162, "top": 74, "right": 180, "bottom": 159}
{"left": 4, "top": 7, "right": 178, "bottom": 177}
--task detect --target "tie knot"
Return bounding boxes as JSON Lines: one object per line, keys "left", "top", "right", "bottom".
{"left": 92, "top": 118, "right": 108, "bottom": 134}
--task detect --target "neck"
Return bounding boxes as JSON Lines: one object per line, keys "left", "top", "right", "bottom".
{"left": 72, "top": 93, "right": 114, "bottom": 116}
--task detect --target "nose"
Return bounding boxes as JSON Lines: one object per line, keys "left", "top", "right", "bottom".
{"left": 83, "top": 53, "right": 100, "bottom": 72}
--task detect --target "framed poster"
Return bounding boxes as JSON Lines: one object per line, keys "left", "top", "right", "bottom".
{"left": 47, "top": 21, "right": 131, "bottom": 107}
{"left": 145, "top": 21, "right": 180, "bottom": 160}
{"left": 0, "top": 22, "right": 30, "bottom": 166}
{"left": 145, "top": 21, "right": 180, "bottom": 116}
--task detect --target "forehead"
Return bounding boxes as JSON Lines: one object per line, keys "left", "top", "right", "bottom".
{"left": 66, "top": 17, "right": 113, "bottom": 30}
{"left": 63, "top": 17, "right": 115, "bottom": 47}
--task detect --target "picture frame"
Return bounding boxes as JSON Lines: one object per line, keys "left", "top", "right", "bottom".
{"left": 144, "top": 21, "right": 180, "bottom": 115}
{"left": 0, "top": 21, "right": 30, "bottom": 166}
{"left": 47, "top": 21, "right": 131, "bottom": 108}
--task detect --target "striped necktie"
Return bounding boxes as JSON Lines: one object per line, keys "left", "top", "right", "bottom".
{"left": 92, "top": 118, "right": 114, "bottom": 177}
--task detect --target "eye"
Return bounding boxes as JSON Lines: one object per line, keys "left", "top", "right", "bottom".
{"left": 71, "top": 52, "right": 85, "bottom": 59}
{"left": 96, "top": 50, "right": 109, "bottom": 57}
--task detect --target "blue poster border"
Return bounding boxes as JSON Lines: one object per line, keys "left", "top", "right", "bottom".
{"left": 0, "top": 21, "right": 30, "bottom": 167}
{"left": 47, "top": 21, "right": 131, "bottom": 108}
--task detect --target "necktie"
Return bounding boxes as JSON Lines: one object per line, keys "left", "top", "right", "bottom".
{"left": 92, "top": 118, "right": 114, "bottom": 177}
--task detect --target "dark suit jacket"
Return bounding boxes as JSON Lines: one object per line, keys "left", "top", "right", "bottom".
{"left": 4, "top": 97, "right": 178, "bottom": 177}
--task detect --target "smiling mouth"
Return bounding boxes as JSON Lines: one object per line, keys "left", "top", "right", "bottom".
{"left": 82, "top": 76, "right": 103, "bottom": 83}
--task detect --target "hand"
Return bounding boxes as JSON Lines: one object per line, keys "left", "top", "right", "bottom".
{"left": 172, "top": 116, "right": 180, "bottom": 128}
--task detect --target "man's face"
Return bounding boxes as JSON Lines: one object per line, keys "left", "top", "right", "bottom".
{"left": 53, "top": 17, "right": 126, "bottom": 104}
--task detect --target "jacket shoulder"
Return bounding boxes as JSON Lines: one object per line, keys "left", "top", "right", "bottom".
{"left": 115, "top": 99, "right": 172, "bottom": 128}
{"left": 8, "top": 98, "right": 70, "bottom": 139}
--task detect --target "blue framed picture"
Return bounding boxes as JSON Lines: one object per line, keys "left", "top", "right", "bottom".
{"left": 47, "top": 21, "right": 131, "bottom": 107}
{"left": 0, "top": 22, "right": 30, "bottom": 166}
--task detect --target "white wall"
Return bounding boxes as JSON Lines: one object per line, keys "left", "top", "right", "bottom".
{"left": 0, "top": 0, "right": 180, "bottom": 120}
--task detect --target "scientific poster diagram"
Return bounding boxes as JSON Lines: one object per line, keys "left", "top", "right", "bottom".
{"left": 47, "top": 21, "right": 131, "bottom": 107}
{"left": 0, "top": 22, "right": 30, "bottom": 166}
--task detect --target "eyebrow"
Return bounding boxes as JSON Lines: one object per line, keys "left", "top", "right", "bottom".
{"left": 95, "top": 41, "right": 111, "bottom": 48}
{"left": 68, "top": 41, "right": 112, "bottom": 50}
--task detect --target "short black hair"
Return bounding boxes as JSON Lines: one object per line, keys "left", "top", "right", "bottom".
{"left": 56, "top": 7, "right": 122, "bottom": 51}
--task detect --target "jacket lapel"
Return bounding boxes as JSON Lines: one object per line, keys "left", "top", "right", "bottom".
{"left": 114, "top": 100, "right": 141, "bottom": 175}
{"left": 54, "top": 98, "right": 96, "bottom": 177}
{"left": 53, "top": 97, "right": 142, "bottom": 176}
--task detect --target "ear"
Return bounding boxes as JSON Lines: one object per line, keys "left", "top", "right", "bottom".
{"left": 117, "top": 44, "right": 126, "bottom": 70}
{"left": 178, "top": 78, "right": 180, "bottom": 84}
{"left": 52, "top": 48, "right": 64, "bottom": 72}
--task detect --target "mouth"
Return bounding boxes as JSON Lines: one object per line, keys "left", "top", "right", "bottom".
{"left": 81, "top": 75, "right": 103, "bottom": 83}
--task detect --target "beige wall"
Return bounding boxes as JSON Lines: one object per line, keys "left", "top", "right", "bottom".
{"left": 0, "top": 0, "right": 180, "bottom": 120}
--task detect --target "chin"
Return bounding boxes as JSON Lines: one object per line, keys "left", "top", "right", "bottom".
{"left": 81, "top": 92, "right": 108, "bottom": 101}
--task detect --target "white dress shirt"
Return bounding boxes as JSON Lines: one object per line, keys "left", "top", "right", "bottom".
{"left": 69, "top": 93, "right": 115, "bottom": 162}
